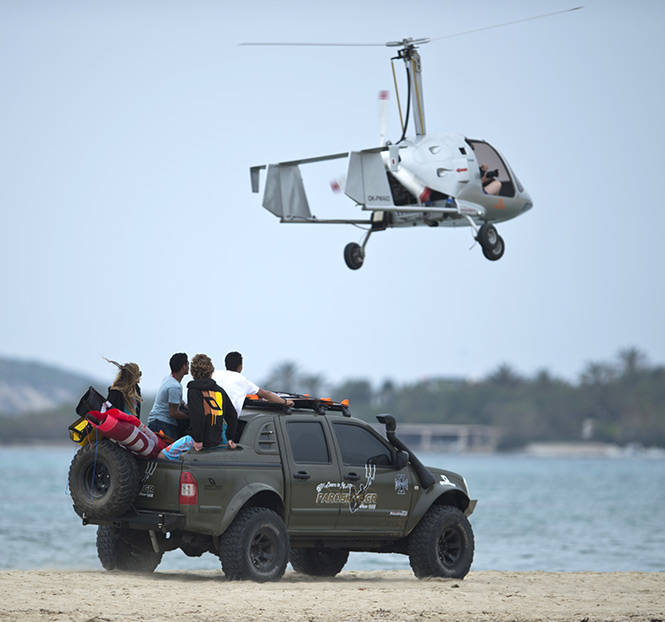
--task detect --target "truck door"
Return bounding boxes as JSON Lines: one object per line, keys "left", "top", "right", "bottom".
{"left": 331, "top": 421, "right": 413, "bottom": 534}
{"left": 280, "top": 418, "right": 342, "bottom": 532}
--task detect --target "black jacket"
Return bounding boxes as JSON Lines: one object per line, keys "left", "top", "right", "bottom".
{"left": 186, "top": 378, "right": 237, "bottom": 447}
{"left": 107, "top": 386, "right": 142, "bottom": 418}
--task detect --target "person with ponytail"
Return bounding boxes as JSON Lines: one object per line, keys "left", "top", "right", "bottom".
{"left": 103, "top": 357, "right": 143, "bottom": 418}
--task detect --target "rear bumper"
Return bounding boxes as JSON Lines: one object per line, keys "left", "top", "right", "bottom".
{"left": 74, "top": 506, "right": 186, "bottom": 533}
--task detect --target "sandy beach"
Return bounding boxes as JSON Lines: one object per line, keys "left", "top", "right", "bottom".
{"left": 0, "top": 570, "right": 662, "bottom": 622}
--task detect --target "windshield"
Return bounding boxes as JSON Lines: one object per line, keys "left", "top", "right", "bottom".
{"left": 466, "top": 139, "right": 518, "bottom": 197}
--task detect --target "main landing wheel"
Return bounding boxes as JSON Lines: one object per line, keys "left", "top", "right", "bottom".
{"left": 482, "top": 234, "right": 505, "bottom": 261}
{"left": 476, "top": 223, "right": 498, "bottom": 249}
{"left": 343, "top": 242, "right": 364, "bottom": 270}
{"left": 476, "top": 223, "right": 505, "bottom": 261}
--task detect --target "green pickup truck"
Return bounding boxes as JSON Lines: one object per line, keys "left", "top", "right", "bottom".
{"left": 68, "top": 396, "right": 476, "bottom": 582}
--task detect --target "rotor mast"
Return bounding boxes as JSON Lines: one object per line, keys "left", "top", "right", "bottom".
{"left": 389, "top": 38, "right": 430, "bottom": 137}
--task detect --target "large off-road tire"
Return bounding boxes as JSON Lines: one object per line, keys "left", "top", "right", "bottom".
{"left": 290, "top": 548, "right": 349, "bottom": 577}
{"left": 219, "top": 507, "right": 289, "bottom": 582}
{"left": 407, "top": 505, "right": 474, "bottom": 579}
{"left": 96, "top": 525, "right": 163, "bottom": 573}
{"left": 68, "top": 440, "right": 140, "bottom": 519}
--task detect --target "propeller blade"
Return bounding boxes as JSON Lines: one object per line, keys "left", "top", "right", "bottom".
{"left": 330, "top": 176, "right": 346, "bottom": 193}
{"left": 378, "top": 90, "right": 389, "bottom": 146}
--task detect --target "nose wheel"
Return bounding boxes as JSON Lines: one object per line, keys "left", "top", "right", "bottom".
{"left": 476, "top": 223, "right": 505, "bottom": 261}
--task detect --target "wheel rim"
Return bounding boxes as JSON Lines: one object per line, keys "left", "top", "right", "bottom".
{"left": 437, "top": 526, "right": 463, "bottom": 567}
{"left": 486, "top": 228, "right": 498, "bottom": 246}
{"left": 84, "top": 463, "right": 111, "bottom": 499}
{"left": 490, "top": 237, "right": 504, "bottom": 256}
{"left": 250, "top": 528, "right": 278, "bottom": 571}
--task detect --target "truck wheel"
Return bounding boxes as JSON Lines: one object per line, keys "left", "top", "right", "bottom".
{"left": 68, "top": 440, "right": 140, "bottom": 519}
{"left": 96, "top": 525, "right": 163, "bottom": 573}
{"left": 290, "top": 548, "right": 349, "bottom": 577}
{"left": 219, "top": 507, "right": 289, "bottom": 582}
{"left": 407, "top": 505, "right": 474, "bottom": 579}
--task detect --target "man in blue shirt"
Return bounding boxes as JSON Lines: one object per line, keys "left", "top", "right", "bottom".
{"left": 148, "top": 353, "right": 189, "bottom": 439}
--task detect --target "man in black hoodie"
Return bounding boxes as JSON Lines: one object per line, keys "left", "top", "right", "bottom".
{"left": 158, "top": 353, "right": 236, "bottom": 461}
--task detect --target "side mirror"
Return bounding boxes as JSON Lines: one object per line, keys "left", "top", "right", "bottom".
{"left": 394, "top": 450, "right": 409, "bottom": 469}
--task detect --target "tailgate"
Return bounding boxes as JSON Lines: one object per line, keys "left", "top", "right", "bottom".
{"left": 134, "top": 458, "right": 182, "bottom": 512}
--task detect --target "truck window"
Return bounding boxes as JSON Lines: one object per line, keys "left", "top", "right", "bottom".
{"left": 333, "top": 423, "right": 393, "bottom": 466}
{"left": 286, "top": 421, "right": 331, "bottom": 464}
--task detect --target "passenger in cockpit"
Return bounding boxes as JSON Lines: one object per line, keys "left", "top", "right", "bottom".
{"left": 480, "top": 164, "right": 502, "bottom": 195}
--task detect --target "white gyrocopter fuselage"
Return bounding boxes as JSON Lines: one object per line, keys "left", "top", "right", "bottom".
{"left": 250, "top": 37, "right": 533, "bottom": 269}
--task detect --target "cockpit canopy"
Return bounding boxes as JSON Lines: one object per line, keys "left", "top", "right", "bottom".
{"left": 466, "top": 139, "right": 524, "bottom": 197}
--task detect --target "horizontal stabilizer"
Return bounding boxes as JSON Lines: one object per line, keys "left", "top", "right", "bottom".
{"left": 263, "top": 164, "right": 313, "bottom": 220}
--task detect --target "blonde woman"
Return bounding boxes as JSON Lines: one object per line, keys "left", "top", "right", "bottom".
{"left": 104, "top": 357, "right": 143, "bottom": 418}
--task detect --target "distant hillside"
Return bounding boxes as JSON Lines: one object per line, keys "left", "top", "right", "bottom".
{"left": 0, "top": 356, "right": 97, "bottom": 416}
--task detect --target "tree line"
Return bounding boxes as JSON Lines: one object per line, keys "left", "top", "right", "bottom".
{"left": 261, "top": 347, "right": 665, "bottom": 449}
{"left": 2, "top": 347, "right": 663, "bottom": 449}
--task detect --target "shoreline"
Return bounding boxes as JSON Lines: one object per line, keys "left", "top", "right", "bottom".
{"left": 3, "top": 441, "right": 665, "bottom": 457}
{"left": 1, "top": 570, "right": 663, "bottom": 622}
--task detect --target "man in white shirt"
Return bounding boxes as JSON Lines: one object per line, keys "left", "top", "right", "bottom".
{"left": 213, "top": 351, "right": 294, "bottom": 417}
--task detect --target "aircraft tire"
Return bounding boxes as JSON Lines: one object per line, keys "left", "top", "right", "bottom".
{"left": 482, "top": 235, "right": 505, "bottom": 261}
{"left": 476, "top": 223, "right": 499, "bottom": 250}
{"left": 344, "top": 242, "right": 364, "bottom": 270}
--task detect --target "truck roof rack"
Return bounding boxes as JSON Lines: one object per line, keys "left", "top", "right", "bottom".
{"left": 243, "top": 392, "right": 351, "bottom": 417}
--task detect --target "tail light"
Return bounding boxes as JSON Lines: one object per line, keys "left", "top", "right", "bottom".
{"left": 179, "top": 471, "right": 198, "bottom": 505}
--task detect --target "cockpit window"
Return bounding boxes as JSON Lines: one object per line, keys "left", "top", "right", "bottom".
{"left": 466, "top": 140, "right": 517, "bottom": 198}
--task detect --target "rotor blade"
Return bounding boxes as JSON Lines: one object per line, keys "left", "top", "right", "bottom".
{"left": 239, "top": 41, "right": 387, "bottom": 47}
{"left": 239, "top": 7, "right": 582, "bottom": 49}
{"left": 239, "top": 36, "right": 430, "bottom": 47}
{"left": 429, "top": 7, "right": 583, "bottom": 42}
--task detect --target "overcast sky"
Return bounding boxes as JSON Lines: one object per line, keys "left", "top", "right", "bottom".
{"left": 2, "top": 0, "right": 664, "bottom": 393}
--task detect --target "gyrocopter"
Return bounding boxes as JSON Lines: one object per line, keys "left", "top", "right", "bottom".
{"left": 248, "top": 8, "right": 580, "bottom": 270}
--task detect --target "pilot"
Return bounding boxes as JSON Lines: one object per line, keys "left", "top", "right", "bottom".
{"left": 480, "top": 164, "right": 502, "bottom": 195}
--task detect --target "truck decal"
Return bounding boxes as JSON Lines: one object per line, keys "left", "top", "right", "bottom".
{"left": 138, "top": 484, "right": 155, "bottom": 498}
{"left": 142, "top": 462, "right": 158, "bottom": 482}
{"left": 138, "top": 462, "right": 159, "bottom": 498}
{"left": 395, "top": 474, "right": 409, "bottom": 495}
{"left": 439, "top": 474, "right": 457, "bottom": 488}
{"left": 315, "top": 464, "right": 377, "bottom": 512}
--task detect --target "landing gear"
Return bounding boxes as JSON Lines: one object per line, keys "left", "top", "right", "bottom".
{"left": 481, "top": 234, "right": 505, "bottom": 260}
{"left": 343, "top": 243, "right": 364, "bottom": 270}
{"left": 476, "top": 223, "right": 505, "bottom": 262}
{"left": 343, "top": 229, "right": 373, "bottom": 270}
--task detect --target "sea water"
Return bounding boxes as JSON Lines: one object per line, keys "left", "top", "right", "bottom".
{"left": 0, "top": 446, "right": 663, "bottom": 572}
